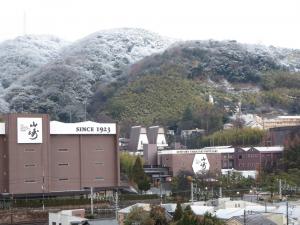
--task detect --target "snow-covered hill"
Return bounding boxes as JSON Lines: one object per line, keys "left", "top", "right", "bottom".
{"left": 0, "top": 35, "right": 68, "bottom": 89}
{"left": 3, "top": 28, "right": 174, "bottom": 120}
{"left": 1, "top": 29, "right": 300, "bottom": 122}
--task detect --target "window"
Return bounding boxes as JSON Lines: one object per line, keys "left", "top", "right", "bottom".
{"left": 239, "top": 155, "right": 242, "bottom": 159}
{"left": 52, "top": 222, "right": 56, "bottom": 225}
{"left": 25, "top": 179, "right": 36, "bottom": 183}
{"left": 95, "top": 177, "right": 104, "bottom": 181}
{"left": 25, "top": 164, "right": 36, "bottom": 168}
{"left": 58, "top": 163, "right": 69, "bottom": 166}
{"left": 95, "top": 162, "right": 104, "bottom": 165}
{"left": 58, "top": 178, "right": 69, "bottom": 181}
{"left": 58, "top": 148, "right": 68, "bottom": 152}
{"left": 25, "top": 149, "right": 35, "bottom": 152}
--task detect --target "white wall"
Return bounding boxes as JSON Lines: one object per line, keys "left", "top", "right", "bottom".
{"left": 0, "top": 123, "right": 5, "bottom": 134}
{"left": 156, "top": 134, "right": 168, "bottom": 148}
{"left": 49, "top": 212, "right": 87, "bottom": 225}
{"left": 137, "top": 133, "right": 149, "bottom": 150}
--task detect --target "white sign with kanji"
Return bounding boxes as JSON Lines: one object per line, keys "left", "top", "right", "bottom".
{"left": 192, "top": 154, "right": 210, "bottom": 173}
{"left": 17, "top": 118, "right": 43, "bottom": 143}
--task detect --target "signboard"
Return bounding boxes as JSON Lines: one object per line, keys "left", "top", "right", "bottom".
{"left": 50, "top": 121, "right": 116, "bottom": 135}
{"left": 192, "top": 154, "right": 210, "bottom": 174}
{"left": 17, "top": 118, "right": 43, "bottom": 143}
{"left": 0, "top": 123, "right": 5, "bottom": 135}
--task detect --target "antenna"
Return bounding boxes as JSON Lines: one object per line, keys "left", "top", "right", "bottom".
{"left": 23, "top": 11, "right": 27, "bottom": 35}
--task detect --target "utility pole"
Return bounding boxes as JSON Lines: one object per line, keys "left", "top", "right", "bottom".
{"left": 191, "top": 180, "right": 194, "bottom": 203}
{"left": 279, "top": 179, "right": 282, "bottom": 200}
{"left": 69, "top": 111, "right": 72, "bottom": 123}
{"left": 264, "top": 200, "right": 267, "bottom": 213}
{"left": 90, "top": 187, "right": 94, "bottom": 215}
{"left": 23, "top": 11, "right": 27, "bottom": 35}
{"left": 159, "top": 173, "right": 162, "bottom": 205}
{"left": 115, "top": 190, "right": 119, "bottom": 220}
{"left": 42, "top": 175, "right": 45, "bottom": 211}
{"left": 286, "top": 200, "right": 289, "bottom": 225}
{"left": 84, "top": 100, "right": 87, "bottom": 121}
{"left": 244, "top": 209, "right": 246, "bottom": 225}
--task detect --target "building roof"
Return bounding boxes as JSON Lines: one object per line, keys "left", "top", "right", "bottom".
{"left": 216, "top": 208, "right": 246, "bottom": 219}
{"left": 50, "top": 121, "right": 116, "bottom": 135}
{"left": 228, "top": 214, "right": 277, "bottom": 225}
{"left": 277, "top": 116, "right": 300, "bottom": 119}
{"left": 118, "top": 203, "right": 150, "bottom": 214}
{"left": 158, "top": 146, "right": 234, "bottom": 155}
{"left": 161, "top": 203, "right": 177, "bottom": 213}
{"left": 128, "top": 126, "right": 148, "bottom": 151}
{"left": 88, "top": 219, "right": 118, "bottom": 225}
{"left": 240, "top": 146, "right": 284, "bottom": 152}
{"left": 190, "top": 205, "right": 214, "bottom": 216}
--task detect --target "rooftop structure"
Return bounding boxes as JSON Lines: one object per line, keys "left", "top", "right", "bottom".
{"left": 263, "top": 115, "right": 300, "bottom": 130}
{"left": 148, "top": 126, "right": 168, "bottom": 149}
{"left": 128, "top": 126, "right": 148, "bottom": 152}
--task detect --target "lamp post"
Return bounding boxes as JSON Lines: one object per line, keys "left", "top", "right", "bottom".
{"left": 187, "top": 176, "right": 194, "bottom": 203}
{"left": 84, "top": 100, "right": 87, "bottom": 121}
{"left": 90, "top": 187, "right": 94, "bottom": 215}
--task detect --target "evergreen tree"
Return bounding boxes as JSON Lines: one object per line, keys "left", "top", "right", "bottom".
{"left": 132, "top": 157, "right": 151, "bottom": 192}
{"left": 132, "top": 156, "right": 145, "bottom": 183}
{"left": 284, "top": 132, "right": 300, "bottom": 170}
{"left": 150, "top": 206, "right": 168, "bottom": 225}
{"left": 138, "top": 176, "right": 151, "bottom": 192}
{"left": 177, "top": 205, "right": 197, "bottom": 225}
{"left": 173, "top": 202, "right": 183, "bottom": 221}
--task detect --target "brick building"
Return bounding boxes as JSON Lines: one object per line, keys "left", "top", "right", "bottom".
{"left": 0, "top": 113, "right": 119, "bottom": 195}
{"left": 157, "top": 146, "right": 283, "bottom": 177}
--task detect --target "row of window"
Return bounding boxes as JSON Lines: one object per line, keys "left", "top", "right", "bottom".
{"left": 23, "top": 162, "right": 105, "bottom": 167}
{"left": 238, "top": 163, "right": 259, "bottom": 168}
{"left": 223, "top": 154, "right": 234, "bottom": 159}
{"left": 24, "top": 177, "right": 105, "bottom": 183}
{"left": 24, "top": 148, "right": 106, "bottom": 152}
{"left": 238, "top": 154, "right": 260, "bottom": 159}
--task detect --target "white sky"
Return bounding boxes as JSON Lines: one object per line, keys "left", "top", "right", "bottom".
{"left": 0, "top": 0, "right": 300, "bottom": 48}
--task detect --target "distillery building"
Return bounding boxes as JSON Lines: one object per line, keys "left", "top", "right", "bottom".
{"left": 156, "top": 146, "right": 283, "bottom": 178}
{"left": 0, "top": 113, "right": 119, "bottom": 195}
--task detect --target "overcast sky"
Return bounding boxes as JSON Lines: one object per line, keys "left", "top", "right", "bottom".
{"left": 1, "top": 0, "right": 300, "bottom": 48}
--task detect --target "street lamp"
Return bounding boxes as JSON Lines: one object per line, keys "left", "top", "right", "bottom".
{"left": 186, "top": 176, "right": 194, "bottom": 203}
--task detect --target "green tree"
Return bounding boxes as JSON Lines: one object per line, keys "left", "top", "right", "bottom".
{"left": 120, "top": 152, "right": 137, "bottom": 181}
{"left": 150, "top": 206, "right": 168, "bottom": 225}
{"left": 132, "top": 157, "right": 151, "bottom": 192}
{"left": 124, "top": 206, "right": 150, "bottom": 225}
{"left": 171, "top": 170, "right": 193, "bottom": 198}
{"left": 173, "top": 202, "right": 183, "bottom": 221}
{"left": 132, "top": 157, "right": 145, "bottom": 183}
{"left": 202, "top": 213, "right": 225, "bottom": 225}
{"left": 284, "top": 132, "right": 300, "bottom": 170}
{"left": 138, "top": 176, "right": 151, "bottom": 192}
{"left": 177, "top": 205, "right": 198, "bottom": 225}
